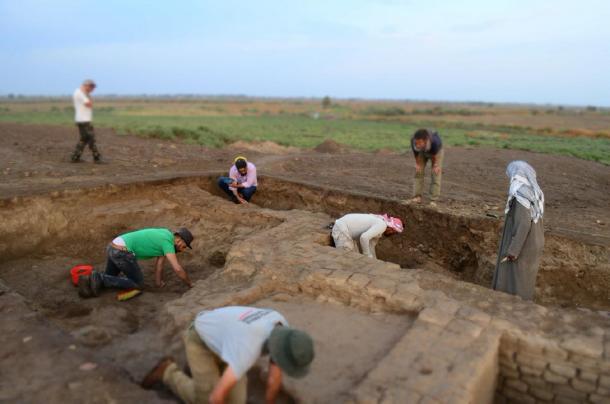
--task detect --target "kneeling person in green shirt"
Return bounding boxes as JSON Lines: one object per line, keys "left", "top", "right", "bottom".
{"left": 78, "top": 227, "right": 194, "bottom": 298}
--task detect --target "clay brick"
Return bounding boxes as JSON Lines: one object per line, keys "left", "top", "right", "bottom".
{"left": 528, "top": 385, "right": 554, "bottom": 401}
{"left": 446, "top": 318, "right": 483, "bottom": 339}
{"left": 570, "top": 378, "right": 596, "bottom": 393}
{"left": 548, "top": 363, "right": 577, "bottom": 378}
{"left": 502, "top": 387, "right": 536, "bottom": 404}
{"left": 517, "top": 335, "right": 545, "bottom": 356}
{"left": 499, "top": 356, "right": 518, "bottom": 370}
{"left": 417, "top": 396, "right": 440, "bottom": 404}
{"left": 427, "top": 386, "right": 471, "bottom": 403}
{"left": 553, "top": 397, "right": 582, "bottom": 404}
{"left": 392, "top": 292, "right": 422, "bottom": 312}
{"left": 325, "top": 270, "right": 352, "bottom": 287}
{"left": 520, "top": 365, "right": 544, "bottom": 377}
{"left": 590, "top": 393, "right": 610, "bottom": 404}
{"left": 578, "top": 370, "right": 599, "bottom": 384}
{"left": 560, "top": 336, "right": 604, "bottom": 359}
{"left": 432, "top": 298, "right": 460, "bottom": 316}
{"left": 499, "top": 348, "right": 516, "bottom": 362}
{"left": 570, "top": 353, "right": 602, "bottom": 370}
{"left": 505, "top": 378, "right": 528, "bottom": 393}
{"left": 395, "top": 282, "right": 423, "bottom": 296}
{"left": 552, "top": 384, "right": 588, "bottom": 401}
{"left": 542, "top": 344, "right": 569, "bottom": 361}
{"left": 347, "top": 273, "right": 370, "bottom": 289}
{"left": 596, "top": 385, "right": 610, "bottom": 395}
{"left": 418, "top": 307, "right": 453, "bottom": 327}
{"left": 500, "top": 333, "right": 520, "bottom": 351}
{"left": 456, "top": 306, "right": 491, "bottom": 327}
{"left": 601, "top": 375, "right": 610, "bottom": 389}
{"left": 500, "top": 365, "right": 520, "bottom": 379}
{"left": 543, "top": 370, "right": 568, "bottom": 384}
{"left": 490, "top": 317, "right": 514, "bottom": 331}
{"left": 365, "top": 277, "right": 396, "bottom": 300}
{"left": 522, "top": 375, "right": 549, "bottom": 389}
{"left": 515, "top": 353, "right": 548, "bottom": 370}
{"left": 306, "top": 269, "right": 333, "bottom": 282}
{"left": 378, "top": 388, "right": 422, "bottom": 404}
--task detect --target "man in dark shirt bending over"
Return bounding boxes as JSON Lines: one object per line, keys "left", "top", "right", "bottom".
{"left": 407, "top": 128, "right": 444, "bottom": 205}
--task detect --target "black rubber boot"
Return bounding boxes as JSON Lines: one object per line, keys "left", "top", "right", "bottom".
{"left": 77, "top": 275, "right": 93, "bottom": 298}
{"left": 89, "top": 271, "right": 103, "bottom": 297}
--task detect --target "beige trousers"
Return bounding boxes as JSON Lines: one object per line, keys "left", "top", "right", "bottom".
{"left": 163, "top": 327, "right": 248, "bottom": 404}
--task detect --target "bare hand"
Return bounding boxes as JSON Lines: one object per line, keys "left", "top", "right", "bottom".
{"left": 415, "top": 164, "right": 423, "bottom": 174}
{"left": 501, "top": 255, "right": 516, "bottom": 263}
{"left": 432, "top": 165, "right": 441, "bottom": 175}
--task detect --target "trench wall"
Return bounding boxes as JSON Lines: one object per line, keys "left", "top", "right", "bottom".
{"left": 196, "top": 174, "right": 610, "bottom": 311}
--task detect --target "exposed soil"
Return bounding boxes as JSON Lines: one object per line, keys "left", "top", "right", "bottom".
{"left": 0, "top": 122, "right": 609, "bottom": 402}
{"left": 1, "top": 122, "right": 608, "bottom": 246}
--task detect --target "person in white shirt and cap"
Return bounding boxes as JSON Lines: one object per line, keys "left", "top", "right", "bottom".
{"left": 71, "top": 79, "right": 103, "bottom": 163}
{"left": 142, "top": 306, "right": 314, "bottom": 404}
{"left": 331, "top": 213, "right": 404, "bottom": 259}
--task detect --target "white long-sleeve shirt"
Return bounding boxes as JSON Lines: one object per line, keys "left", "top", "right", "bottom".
{"left": 334, "top": 214, "right": 387, "bottom": 258}
{"left": 73, "top": 88, "right": 92, "bottom": 123}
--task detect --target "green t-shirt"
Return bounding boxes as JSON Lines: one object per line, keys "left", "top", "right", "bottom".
{"left": 121, "top": 228, "right": 175, "bottom": 260}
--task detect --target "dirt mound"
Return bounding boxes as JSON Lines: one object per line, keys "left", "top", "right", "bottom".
{"left": 314, "top": 139, "right": 348, "bottom": 154}
{"left": 228, "top": 140, "right": 298, "bottom": 154}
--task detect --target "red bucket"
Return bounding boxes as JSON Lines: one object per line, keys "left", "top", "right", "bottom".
{"left": 70, "top": 265, "right": 93, "bottom": 286}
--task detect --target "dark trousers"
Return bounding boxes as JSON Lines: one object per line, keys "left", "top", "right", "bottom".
{"left": 72, "top": 122, "right": 101, "bottom": 161}
{"left": 101, "top": 244, "right": 144, "bottom": 289}
{"left": 217, "top": 177, "right": 257, "bottom": 203}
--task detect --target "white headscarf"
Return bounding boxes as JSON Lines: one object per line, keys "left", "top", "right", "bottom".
{"left": 505, "top": 161, "right": 544, "bottom": 223}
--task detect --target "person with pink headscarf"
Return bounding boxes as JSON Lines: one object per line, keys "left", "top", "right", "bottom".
{"left": 331, "top": 213, "right": 403, "bottom": 259}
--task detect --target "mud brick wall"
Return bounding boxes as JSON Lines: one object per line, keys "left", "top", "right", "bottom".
{"left": 497, "top": 328, "right": 610, "bottom": 403}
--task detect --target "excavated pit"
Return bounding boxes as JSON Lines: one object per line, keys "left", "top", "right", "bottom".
{"left": 1, "top": 175, "right": 609, "bottom": 403}
{"left": 198, "top": 175, "right": 609, "bottom": 311}
{"left": 0, "top": 182, "right": 291, "bottom": 402}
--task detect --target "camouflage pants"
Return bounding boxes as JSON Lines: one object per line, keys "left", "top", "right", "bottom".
{"left": 72, "top": 122, "right": 101, "bottom": 161}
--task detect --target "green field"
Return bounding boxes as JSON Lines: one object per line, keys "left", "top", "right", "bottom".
{"left": 1, "top": 99, "right": 609, "bottom": 164}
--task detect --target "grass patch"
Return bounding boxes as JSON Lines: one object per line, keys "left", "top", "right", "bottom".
{"left": 0, "top": 104, "right": 608, "bottom": 165}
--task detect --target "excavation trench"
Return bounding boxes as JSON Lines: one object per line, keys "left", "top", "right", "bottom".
{"left": 0, "top": 174, "right": 608, "bottom": 402}
{"left": 0, "top": 181, "right": 292, "bottom": 402}
{"left": 199, "top": 174, "right": 609, "bottom": 311}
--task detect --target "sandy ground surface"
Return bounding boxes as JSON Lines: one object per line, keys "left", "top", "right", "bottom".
{"left": 0, "top": 122, "right": 608, "bottom": 246}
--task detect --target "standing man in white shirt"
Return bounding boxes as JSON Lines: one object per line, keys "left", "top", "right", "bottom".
{"left": 71, "top": 79, "right": 103, "bottom": 163}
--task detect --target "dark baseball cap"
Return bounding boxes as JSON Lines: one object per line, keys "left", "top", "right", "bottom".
{"left": 174, "top": 227, "right": 194, "bottom": 249}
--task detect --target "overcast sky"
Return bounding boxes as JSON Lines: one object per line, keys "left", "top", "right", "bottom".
{"left": 1, "top": 0, "right": 609, "bottom": 106}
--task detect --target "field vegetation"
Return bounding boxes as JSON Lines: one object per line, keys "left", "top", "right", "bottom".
{"left": 1, "top": 97, "right": 609, "bottom": 164}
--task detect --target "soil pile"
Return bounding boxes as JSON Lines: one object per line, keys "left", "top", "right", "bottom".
{"left": 314, "top": 139, "right": 348, "bottom": 154}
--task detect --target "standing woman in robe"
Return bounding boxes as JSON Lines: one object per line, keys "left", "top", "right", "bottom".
{"left": 492, "top": 161, "right": 545, "bottom": 300}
